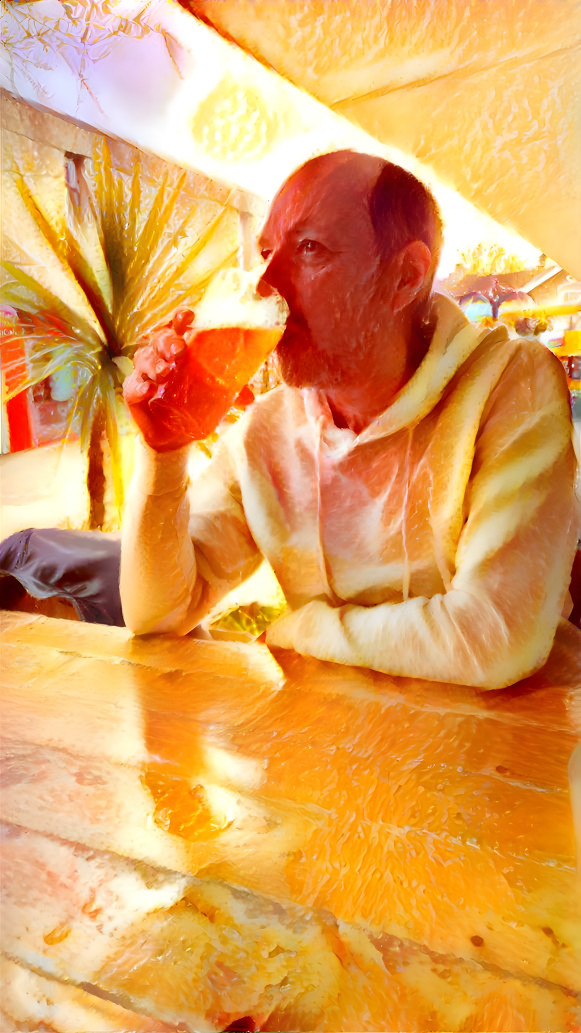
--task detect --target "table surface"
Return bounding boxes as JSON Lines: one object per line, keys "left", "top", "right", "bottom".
{"left": 1, "top": 609, "right": 581, "bottom": 1032}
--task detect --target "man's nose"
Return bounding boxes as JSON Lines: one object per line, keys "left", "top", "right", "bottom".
{"left": 257, "top": 251, "right": 288, "bottom": 299}
{"left": 256, "top": 271, "right": 277, "bottom": 298}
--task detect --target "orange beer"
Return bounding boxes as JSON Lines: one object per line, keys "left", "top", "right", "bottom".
{"left": 151, "top": 269, "right": 287, "bottom": 441}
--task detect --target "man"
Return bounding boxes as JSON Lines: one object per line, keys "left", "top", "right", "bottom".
{"left": 121, "top": 150, "right": 578, "bottom": 688}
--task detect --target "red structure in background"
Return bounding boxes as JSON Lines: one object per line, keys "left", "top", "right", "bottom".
{"left": 3, "top": 335, "right": 33, "bottom": 453}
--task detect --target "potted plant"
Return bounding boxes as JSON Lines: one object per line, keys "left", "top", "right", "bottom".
{"left": 1, "top": 139, "right": 239, "bottom": 529}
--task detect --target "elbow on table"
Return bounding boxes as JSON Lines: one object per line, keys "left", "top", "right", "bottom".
{"left": 121, "top": 576, "right": 205, "bottom": 638}
{"left": 122, "top": 604, "right": 195, "bottom": 638}
{"left": 468, "top": 621, "right": 557, "bottom": 691}
{"left": 440, "top": 581, "right": 564, "bottom": 690}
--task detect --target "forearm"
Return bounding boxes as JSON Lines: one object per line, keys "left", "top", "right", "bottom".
{"left": 120, "top": 439, "right": 204, "bottom": 635}
{"left": 266, "top": 588, "right": 562, "bottom": 689}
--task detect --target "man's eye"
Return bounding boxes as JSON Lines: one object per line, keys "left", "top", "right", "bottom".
{"left": 260, "top": 248, "right": 272, "bottom": 261}
{"left": 297, "top": 239, "right": 323, "bottom": 255}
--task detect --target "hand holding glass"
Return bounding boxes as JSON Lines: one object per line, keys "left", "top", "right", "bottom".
{"left": 124, "top": 269, "right": 287, "bottom": 452}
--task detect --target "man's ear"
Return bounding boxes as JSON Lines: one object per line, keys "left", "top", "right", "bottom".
{"left": 391, "top": 240, "right": 432, "bottom": 314}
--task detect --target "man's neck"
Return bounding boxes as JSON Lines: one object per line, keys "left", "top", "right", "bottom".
{"left": 326, "top": 379, "right": 408, "bottom": 434}
{"left": 324, "top": 316, "right": 431, "bottom": 434}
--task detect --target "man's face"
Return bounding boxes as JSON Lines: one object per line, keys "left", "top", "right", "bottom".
{"left": 258, "top": 156, "right": 393, "bottom": 390}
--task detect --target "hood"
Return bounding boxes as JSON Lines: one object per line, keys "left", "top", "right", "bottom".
{"left": 356, "top": 293, "right": 508, "bottom": 443}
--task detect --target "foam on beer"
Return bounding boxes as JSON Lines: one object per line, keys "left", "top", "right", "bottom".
{"left": 194, "top": 267, "right": 288, "bottom": 332}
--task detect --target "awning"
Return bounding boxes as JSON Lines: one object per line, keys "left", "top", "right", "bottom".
{"left": 182, "top": 0, "right": 581, "bottom": 278}
{"left": 2, "top": 0, "right": 579, "bottom": 276}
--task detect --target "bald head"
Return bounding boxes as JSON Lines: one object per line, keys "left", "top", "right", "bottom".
{"left": 271, "top": 149, "right": 442, "bottom": 280}
{"left": 273, "top": 149, "right": 385, "bottom": 206}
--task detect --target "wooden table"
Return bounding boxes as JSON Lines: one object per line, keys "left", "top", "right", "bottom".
{"left": 1, "top": 610, "right": 580, "bottom": 1032}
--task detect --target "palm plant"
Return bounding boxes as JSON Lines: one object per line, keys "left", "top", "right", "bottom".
{"left": 1, "top": 139, "right": 240, "bottom": 528}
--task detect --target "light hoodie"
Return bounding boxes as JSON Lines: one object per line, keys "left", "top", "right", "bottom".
{"left": 120, "top": 295, "right": 579, "bottom": 689}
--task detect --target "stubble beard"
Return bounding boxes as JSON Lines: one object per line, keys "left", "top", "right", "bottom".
{"left": 276, "top": 325, "right": 319, "bottom": 389}
{"left": 276, "top": 320, "right": 350, "bottom": 391}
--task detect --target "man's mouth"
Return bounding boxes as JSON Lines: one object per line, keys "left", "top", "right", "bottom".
{"left": 281, "top": 311, "right": 307, "bottom": 341}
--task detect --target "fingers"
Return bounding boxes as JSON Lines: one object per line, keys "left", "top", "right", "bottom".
{"left": 123, "top": 309, "right": 197, "bottom": 451}
{"left": 172, "top": 308, "right": 195, "bottom": 336}
{"left": 123, "top": 368, "right": 156, "bottom": 405}
{"left": 151, "top": 327, "right": 187, "bottom": 363}
{"left": 134, "top": 319, "right": 190, "bottom": 363}
{"left": 123, "top": 340, "right": 177, "bottom": 407}
{"left": 133, "top": 341, "right": 173, "bottom": 381}
{"left": 128, "top": 324, "right": 189, "bottom": 397}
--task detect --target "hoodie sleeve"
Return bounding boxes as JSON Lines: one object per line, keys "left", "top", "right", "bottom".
{"left": 120, "top": 430, "right": 261, "bottom": 636}
{"left": 266, "top": 344, "right": 579, "bottom": 688}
